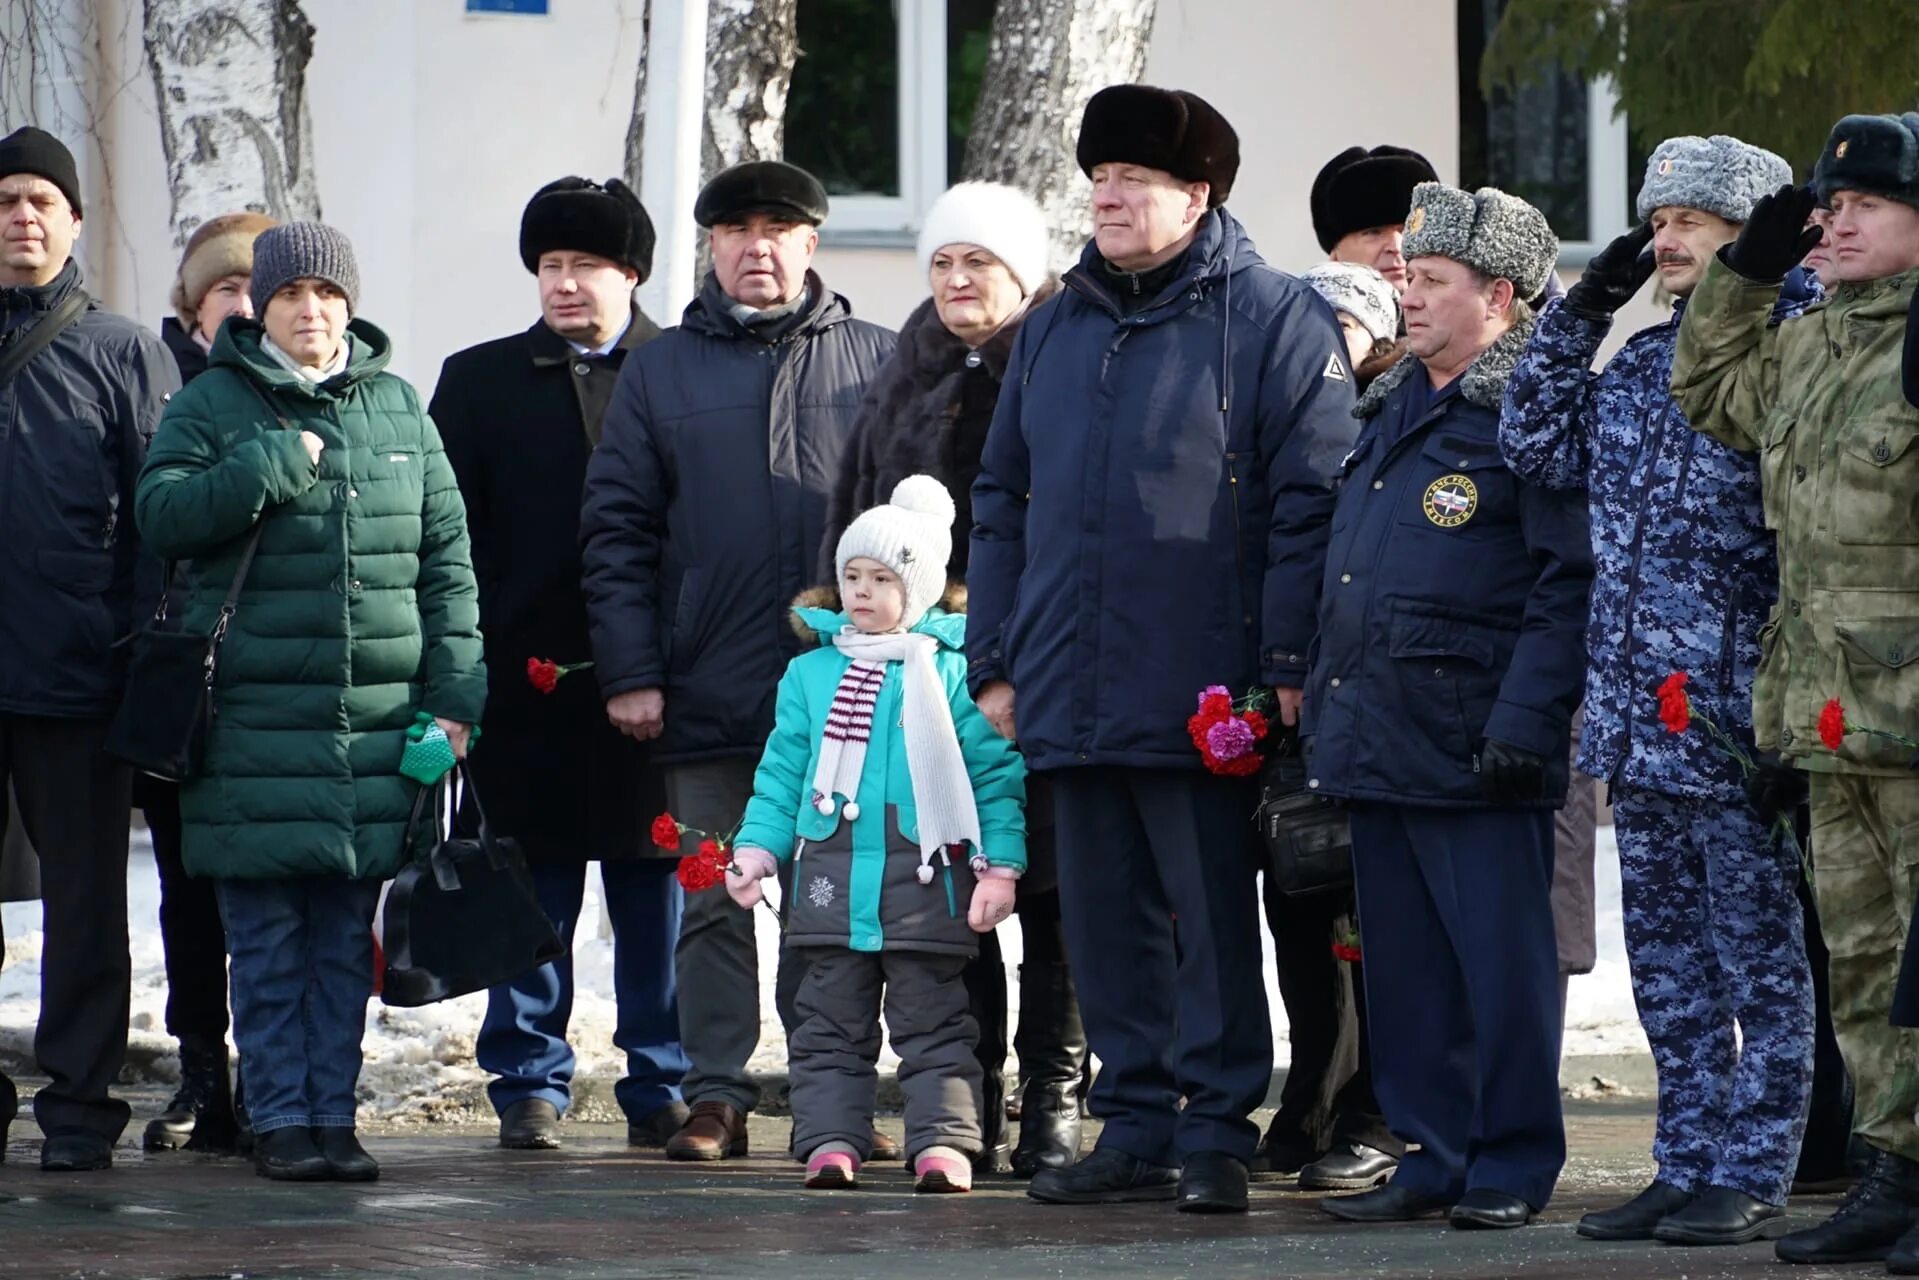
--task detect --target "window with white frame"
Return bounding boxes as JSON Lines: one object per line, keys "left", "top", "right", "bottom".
{"left": 1457, "top": 0, "right": 1638, "bottom": 264}
{"left": 785, "top": 0, "right": 995, "bottom": 237}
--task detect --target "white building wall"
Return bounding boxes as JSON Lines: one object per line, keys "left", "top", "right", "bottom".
{"left": 68, "top": 0, "right": 1656, "bottom": 387}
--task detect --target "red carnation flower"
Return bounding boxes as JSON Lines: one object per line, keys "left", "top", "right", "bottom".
{"left": 1656, "top": 671, "right": 1692, "bottom": 735}
{"left": 1198, "top": 692, "right": 1232, "bottom": 720}
{"left": 1331, "top": 942, "right": 1362, "bottom": 964}
{"left": 526, "top": 657, "right": 561, "bottom": 695}
{"left": 649, "top": 813, "right": 682, "bottom": 852}
{"left": 675, "top": 839, "right": 729, "bottom": 893}
{"left": 1242, "top": 709, "right": 1269, "bottom": 740}
{"left": 1819, "top": 699, "right": 1848, "bottom": 752}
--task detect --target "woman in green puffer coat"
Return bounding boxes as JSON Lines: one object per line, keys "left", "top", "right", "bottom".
{"left": 135, "top": 223, "right": 486, "bottom": 1183}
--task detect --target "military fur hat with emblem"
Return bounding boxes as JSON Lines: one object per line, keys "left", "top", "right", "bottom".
{"left": 1814, "top": 112, "right": 1919, "bottom": 209}
{"left": 1637, "top": 135, "right": 1793, "bottom": 224}
{"left": 1076, "top": 84, "right": 1240, "bottom": 207}
{"left": 520, "top": 176, "right": 656, "bottom": 280}
{"left": 1401, "top": 182, "right": 1559, "bottom": 300}
{"left": 694, "top": 160, "right": 830, "bottom": 228}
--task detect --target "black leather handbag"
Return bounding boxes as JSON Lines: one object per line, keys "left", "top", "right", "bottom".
{"left": 104, "top": 527, "right": 264, "bottom": 781}
{"left": 380, "top": 764, "right": 564, "bottom": 1008}
{"left": 1257, "top": 731, "right": 1354, "bottom": 897}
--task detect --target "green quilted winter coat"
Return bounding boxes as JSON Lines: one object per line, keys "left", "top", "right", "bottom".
{"left": 135, "top": 319, "right": 486, "bottom": 879}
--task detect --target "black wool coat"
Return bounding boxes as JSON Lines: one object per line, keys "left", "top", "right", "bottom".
{"left": 817, "top": 281, "right": 1057, "bottom": 583}
{"left": 431, "top": 307, "right": 669, "bottom": 862}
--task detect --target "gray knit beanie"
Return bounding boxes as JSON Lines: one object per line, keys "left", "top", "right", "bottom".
{"left": 1301, "top": 263, "right": 1399, "bottom": 345}
{"left": 249, "top": 221, "right": 361, "bottom": 318}
{"left": 1402, "top": 181, "right": 1559, "bottom": 300}
{"left": 1636, "top": 135, "right": 1793, "bottom": 224}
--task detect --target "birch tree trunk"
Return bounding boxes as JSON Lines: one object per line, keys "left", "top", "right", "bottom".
{"left": 963, "top": 0, "right": 1157, "bottom": 265}
{"left": 143, "top": 0, "right": 321, "bottom": 249}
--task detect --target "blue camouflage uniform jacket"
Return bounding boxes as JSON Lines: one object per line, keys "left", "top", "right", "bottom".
{"left": 1498, "top": 273, "right": 1819, "bottom": 801}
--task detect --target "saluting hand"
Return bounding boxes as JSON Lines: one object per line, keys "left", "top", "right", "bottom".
{"left": 1723, "top": 184, "right": 1822, "bottom": 283}
{"left": 1564, "top": 223, "right": 1655, "bottom": 320}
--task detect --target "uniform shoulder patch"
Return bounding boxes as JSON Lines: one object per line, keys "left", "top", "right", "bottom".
{"left": 1322, "top": 352, "right": 1348, "bottom": 383}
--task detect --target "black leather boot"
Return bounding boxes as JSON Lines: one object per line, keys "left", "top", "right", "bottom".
{"left": 975, "top": 1064, "right": 1012, "bottom": 1174}
{"left": 965, "top": 930, "right": 1011, "bottom": 1174}
{"left": 0, "top": 1070, "right": 15, "bottom": 1164}
{"left": 253, "top": 1126, "right": 330, "bottom": 1181}
{"left": 144, "top": 1036, "right": 237, "bottom": 1153}
{"left": 313, "top": 1127, "right": 379, "bottom": 1182}
{"left": 1010, "top": 955, "right": 1089, "bottom": 1179}
{"left": 1776, "top": 1149, "right": 1919, "bottom": 1264}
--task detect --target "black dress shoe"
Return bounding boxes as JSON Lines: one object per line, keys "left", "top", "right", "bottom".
{"left": 252, "top": 1126, "right": 330, "bottom": 1181}
{"left": 869, "top": 1128, "right": 905, "bottom": 1162}
{"left": 1299, "top": 1141, "right": 1400, "bottom": 1191}
{"left": 1248, "top": 1130, "right": 1317, "bottom": 1180}
{"left": 1449, "top": 1188, "right": 1535, "bottom": 1230}
{"left": 1576, "top": 1180, "right": 1694, "bottom": 1240}
{"left": 1178, "top": 1151, "right": 1249, "bottom": 1214}
{"left": 625, "top": 1100, "right": 689, "bottom": 1149}
{"left": 39, "top": 1129, "right": 113, "bottom": 1172}
{"left": 1028, "top": 1147, "right": 1180, "bottom": 1205}
{"left": 313, "top": 1127, "right": 379, "bottom": 1182}
{"left": 1777, "top": 1150, "right": 1919, "bottom": 1264}
{"left": 499, "top": 1099, "right": 562, "bottom": 1150}
{"left": 1652, "top": 1185, "right": 1786, "bottom": 1245}
{"left": 1321, "top": 1183, "right": 1452, "bottom": 1222}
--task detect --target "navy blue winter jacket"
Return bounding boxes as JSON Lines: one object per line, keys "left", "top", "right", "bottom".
{"left": 965, "top": 209, "right": 1358, "bottom": 771}
{"left": 1498, "top": 275, "right": 1819, "bottom": 800}
{"left": 1303, "top": 314, "right": 1593, "bottom": 808}
{"left": 0, "top": 262, "right": 178, "bottom": 719}
{"left": 579, "top": 273, "right": 896, "bottom": 763}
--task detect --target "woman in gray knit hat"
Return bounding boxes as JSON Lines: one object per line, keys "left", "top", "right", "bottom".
{"left": 136, "top": 222, "right": 486, "bottom": 1182}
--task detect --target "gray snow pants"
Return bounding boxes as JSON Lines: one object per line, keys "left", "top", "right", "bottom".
{"left": 787, "top": 945, "right": 982, "bottom": 1163}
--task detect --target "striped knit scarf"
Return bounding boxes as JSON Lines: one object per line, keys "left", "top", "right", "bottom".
{"left": 809, "top": 629, "right": 982, "bottom": 881}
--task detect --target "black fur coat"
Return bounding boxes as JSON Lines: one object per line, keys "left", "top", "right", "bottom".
{"left": 817, "top": 280, "right": 1057, "bottom": 582}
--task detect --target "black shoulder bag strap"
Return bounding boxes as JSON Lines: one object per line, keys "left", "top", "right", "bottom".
{"left": 0, "top": 289, "right": 89, "bottom": 387}
{"left": 200, "top": 377, "right": 300, "bottom": 682}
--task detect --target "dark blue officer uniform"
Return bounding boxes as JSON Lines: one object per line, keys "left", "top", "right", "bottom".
{"left": 1301, "top": 324, "right": 1592, "bottom": 1211}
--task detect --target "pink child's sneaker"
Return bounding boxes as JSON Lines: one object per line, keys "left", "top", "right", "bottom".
{"left": 804, "top": 1142, "right": 861, "bottom": 1189}
{"left": 914, "top": 1146, "right": 973, "bottom": 1193}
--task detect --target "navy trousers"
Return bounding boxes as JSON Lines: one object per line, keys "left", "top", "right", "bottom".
{"left": 1049, "top": 768, "right": 1272, "bottom": 1165}
{"left": 477, "top": 859, "right": 688, "bottom": 1122}
{"left": 1349, "top": 803, "right": 1565, "bottom": 1209}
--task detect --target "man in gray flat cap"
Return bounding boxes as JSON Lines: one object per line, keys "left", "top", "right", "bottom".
{"left": 1302, "top": 181, "right": 1591, "bottom": 1230}
{"left": 1500, "top": 134, "right": 1821, "bottom": 1248}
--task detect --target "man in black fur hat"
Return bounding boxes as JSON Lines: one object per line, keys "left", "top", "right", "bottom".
{"left": 429, "top": 176, "right": 684, "bottom": 1155}
{"left": 1312, "top": 145, "right": 1439, "bottom": 293}
{"left": 968, "top": 85, "right": 1357, "bottom": 1214}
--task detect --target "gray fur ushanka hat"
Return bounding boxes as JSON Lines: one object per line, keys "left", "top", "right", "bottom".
{"left": 1637, "top": 135, "right": 1793, "bottom": 224}
{"left": 1401, "top": 182, "right": 1558, "bottom": 300}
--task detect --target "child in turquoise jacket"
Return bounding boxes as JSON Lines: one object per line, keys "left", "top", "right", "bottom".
{"left": 725, "top": 475, "right": 1026, "bottom": 1194}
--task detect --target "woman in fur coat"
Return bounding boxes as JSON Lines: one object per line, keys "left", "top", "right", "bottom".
{"left": 818, "top": 182, "right": 1080, "bottom": 1177}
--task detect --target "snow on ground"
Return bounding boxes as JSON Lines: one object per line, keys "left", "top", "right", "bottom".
{"left": 0, "top": 825, "right": 1646, "bottom": 1118}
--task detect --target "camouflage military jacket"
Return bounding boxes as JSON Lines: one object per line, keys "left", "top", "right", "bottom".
{"left": 1501, "top": 279, "right": 1818, "bottom": 800}
{"left": 1673, "top": 257, "right": 1919, "bottom": 774}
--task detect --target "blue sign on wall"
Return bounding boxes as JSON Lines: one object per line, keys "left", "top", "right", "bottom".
{"left": 467, "top": 0, "right": 549, "bottom": 14}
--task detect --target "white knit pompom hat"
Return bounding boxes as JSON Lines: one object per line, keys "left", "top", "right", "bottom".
{"left": 834, "top": 475, "right": 956, "bottom": 629}
{"left": 916, "top": 181, "right": 1052, "bottom": 294}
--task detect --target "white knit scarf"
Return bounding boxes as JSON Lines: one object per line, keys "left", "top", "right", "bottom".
{"left": 809, "top": 629, "right": 981, "bottom": 882}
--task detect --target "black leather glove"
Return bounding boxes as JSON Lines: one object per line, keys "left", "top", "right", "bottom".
{"left": 1722, "top": 184, "right": 1822, "bottom": 283}
{"left": 1479, "top": 738, "right": 1547, "bottom": 805}
{"left": 1745, "top": 751, "right": 1809, "bottom": 825}
{"left": 1564, "top": 222, "right": 1655, "bottom": 320}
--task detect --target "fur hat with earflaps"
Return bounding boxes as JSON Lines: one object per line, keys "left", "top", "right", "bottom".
{"left": 1814, "top": 113, "right": 1919, "bottom": 209}
{"left": 1075, "top": 85, "right": 1239, "bottom": 207}
{"left": 171, "top": 212, "right": 277, "bottom": 330}
{"left": 834, "top": 475, "right": 957, "bottom": 631}
{"left": 1401, "top": 181, "right": 1559, "bottom": 301}
{"left": 1637, "top": 135, "right": 1793, "bottom": 224}
{"left": 520, "top": 177, "right": 656, "bottom": 279}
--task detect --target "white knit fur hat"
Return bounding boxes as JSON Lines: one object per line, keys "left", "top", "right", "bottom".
{"left": 835, "top": 475, "right": 956, "bottom": 630}
{"left": 916, "top": 182, "right": 1051, "bottom": 294}
{"left": 1301, "top": 262, "right": 1399, "bottom": 345}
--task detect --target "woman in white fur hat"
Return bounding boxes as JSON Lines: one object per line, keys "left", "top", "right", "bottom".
{"left": 817, "top": 182, "right": 1087, "bottom": 1179}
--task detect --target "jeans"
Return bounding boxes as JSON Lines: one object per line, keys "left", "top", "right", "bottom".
{"left": 479, "top": 859, "right": 688, "bottom": 1120}
{"left": 217, "top": 876, "right": 381, "bottom": 1133}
